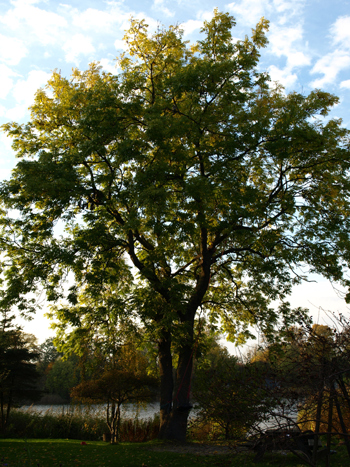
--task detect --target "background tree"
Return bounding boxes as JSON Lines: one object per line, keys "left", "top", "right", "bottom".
{"left": 71, "top": 345, "right": 158, "bottom": 443}
{"left": 37, "top": 337, "right": 62, "bottom": 374}
{"left": 1, "top": 10, "right": 350, "bottom": 441}
{"left": 44, "top": 353, "right": 82, "bottom": 402}
{"left": 254, "top": 318, "right": 350, "bottom": 466}
{"left": 0, "top": 314, "right": 41, "bottom": 433}
{"left": 192, "top": 343, "right": 274, "bottom": 440}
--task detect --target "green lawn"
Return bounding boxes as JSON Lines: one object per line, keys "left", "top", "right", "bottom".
{"left": 0, "top": 439, "right": 347, "bottom": 467}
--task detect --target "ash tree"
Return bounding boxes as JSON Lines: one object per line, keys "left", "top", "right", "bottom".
{"left": 1, "top": 9, "right": 350, "bottom": 441}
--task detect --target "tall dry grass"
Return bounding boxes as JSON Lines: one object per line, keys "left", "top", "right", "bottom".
{"left": 3, "top": 406, "right": 159, "bottom": 442}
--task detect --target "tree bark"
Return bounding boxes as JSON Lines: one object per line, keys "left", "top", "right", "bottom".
{"left": 158, "top": 329, "right": 194, "bottom": 442}
{"left": 157, "top": 244, "right": 210, "bottom": 441}
{"left": 312, "top": 387, "right": 323, "bottom": 465}
{"left": 325, "top": 388, "right": 334, "bottom": 467}
{"left": 158, "top": 330, "right": 174, "bottom": 439}
{"left": 0, "top": 392, "right": 4, "bottom": 433}
{"left": 332, "top": 381, "right": 350, "bottom": 457}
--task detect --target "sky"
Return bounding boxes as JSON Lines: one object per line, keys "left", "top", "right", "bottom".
{"left": 0, "top": 0, "right": 350, "bottom": 345}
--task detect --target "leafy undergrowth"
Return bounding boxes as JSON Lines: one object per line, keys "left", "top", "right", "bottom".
{"left": 0, "top": 439, "right": 348, "bottom": 467}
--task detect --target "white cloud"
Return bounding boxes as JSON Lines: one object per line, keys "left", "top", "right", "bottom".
{"left": 0, "top": 34, "right": 27, "bottom": 65}
{"left": 9, "top": 0, "right": 40, "bottom": 7}
{"left": 311, "top": 50, "right": 350, "bottom": 88}
{"left": 114, "top": 39, "right": 128, "bottom": 51}
{"left": 196, "top": 10, "right": 215, "bottom": 22}
{"left": 71, "top": 6, "right": 128, "bottom": 32}
{"left": 181, "top": 19, "right": 202, "bottom": 36}
{"left": 269, "top": 24, "right": 301, "bottom": 56}
{"left": 340, "top": 79, "right": 350, "bottom": 89}
{"left": 0, "top": 168, "right": 12, "bottom": 183}
{"left": 268, "top": 64, "right": 297, "bottom": 88}
{"left": 0, "top": 132, "right": 14, "bottom": 152}
{"left": 226, "top": 0, "right": 270, "bottom": 26}
{"left": 99, "top": 58, "right": 118, "bottom": 74}
{"left": 265, "top": 23, "right": 310, "bottom": 89}
{"left": 268, "top": 24, "right": 310, "bottom": 67}
{"left": 0, "top": 1, "right": 68, "bottom": 45}
{"left": 0, "top": 65, "right": 19, "bottom": 99}
{"left": 287, "top": 51, "right": 310, "bottom": 68}
{"left": 309, "top": 16, "right": 350, "bottom": 88}
{"left": 72, "top": 8, "right": 115, "bottom": 30}
{"left": 63, "top": 34, "right": 96, "bottom": 65}
{"left": 5, "top": 104, "right": 27, "bottom": 121}
{"left": 226, "top": 0, "right": 304, "bottom": 27}
{"left": 272, "top": 0, "right": 291, "bottom": 13}
{"left": 272, "top": 0, "right": 304, "bottom": 19}
{"left": 152, "top": 0, "right": 175, "bottom": 18}
{"left": 12, "top": 70, "right": 51, "bottom": 106}
{"left": 330, "top": 16, "right": 350, "bottom": 49}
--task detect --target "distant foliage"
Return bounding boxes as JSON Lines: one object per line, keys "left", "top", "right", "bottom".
{"left": 44, "top": 354, "right": 82, "bottom": 401}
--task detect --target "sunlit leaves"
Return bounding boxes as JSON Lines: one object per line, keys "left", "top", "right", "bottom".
{"left": 0, "top": 9, "right": 349, "bottom": 343}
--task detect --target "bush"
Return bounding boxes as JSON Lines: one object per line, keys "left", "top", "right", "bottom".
{"left": 193, "top": 356, "right": 274, "bottom": 440}
{"left": 187, "top": 418, "right": 223, "bottom": 441}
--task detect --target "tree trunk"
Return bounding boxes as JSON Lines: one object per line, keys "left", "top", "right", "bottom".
{"left": 115, "top": 403, "right": 121, "bottom": 444}
{"left": 107, "top": 400, "right": 119, "bottom": 444}
{"left": 312, "top": 388, "right": 323, "bottom": 465}
{"left": 158, "top": 330, "right": 174, "bottom": 439}
{"left": 0, "top": 391, "right": 4, "bottom": 433}
{"left": 332, "top": 381, "right": 350, "bottom": 457}
{"left": 158, "top": 330, "right": 194, "bottom": 442}
{"left": 325, "top": 387, "right": 334, "bottom": 467}
{"left": 337, "top": 375, "right": 350, "bottom": 412}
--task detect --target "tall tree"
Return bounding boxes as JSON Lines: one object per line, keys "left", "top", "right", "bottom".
{"left": 1, "top": 10, "right": 350, "bottom": 440}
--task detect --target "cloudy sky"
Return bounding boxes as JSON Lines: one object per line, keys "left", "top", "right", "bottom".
{"left": 1, "top": 0, "right": 350, "bottom": 343}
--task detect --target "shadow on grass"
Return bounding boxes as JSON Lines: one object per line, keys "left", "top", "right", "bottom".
{"left": 0, "top": 439, "right": 348, "bottom": 467}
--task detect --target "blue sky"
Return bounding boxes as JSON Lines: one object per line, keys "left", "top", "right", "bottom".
{"left": 1, "top": 0, "right": 350, "bottom": 174}
{"left": 1, "top": 0, "right": 350, "bottom": 343}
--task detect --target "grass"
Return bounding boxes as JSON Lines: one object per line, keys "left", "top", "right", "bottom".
{"left": 0, "top": 439, "right": 348, "bottom": 467}
{"left": 6, "top": 408, "right": 159, "bottom": 442}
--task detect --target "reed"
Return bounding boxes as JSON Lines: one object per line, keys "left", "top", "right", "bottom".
{"left": 3, "top": 407, "right": 159, "bottom": 442}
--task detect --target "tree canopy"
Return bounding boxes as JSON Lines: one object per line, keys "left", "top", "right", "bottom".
{"left": 1, "top": 9, "right": 350, "bottom": 440}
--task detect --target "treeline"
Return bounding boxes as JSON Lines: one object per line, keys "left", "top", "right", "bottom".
{"left": 0, "top": 312, "right": 160, "bottom": 440}
{"left": 2, "top": 307, "right": 350, "bottom": 465}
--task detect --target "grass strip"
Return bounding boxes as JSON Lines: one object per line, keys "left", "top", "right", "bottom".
{"left": 0, "top": 439, "right": 348, "bottom": 467}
